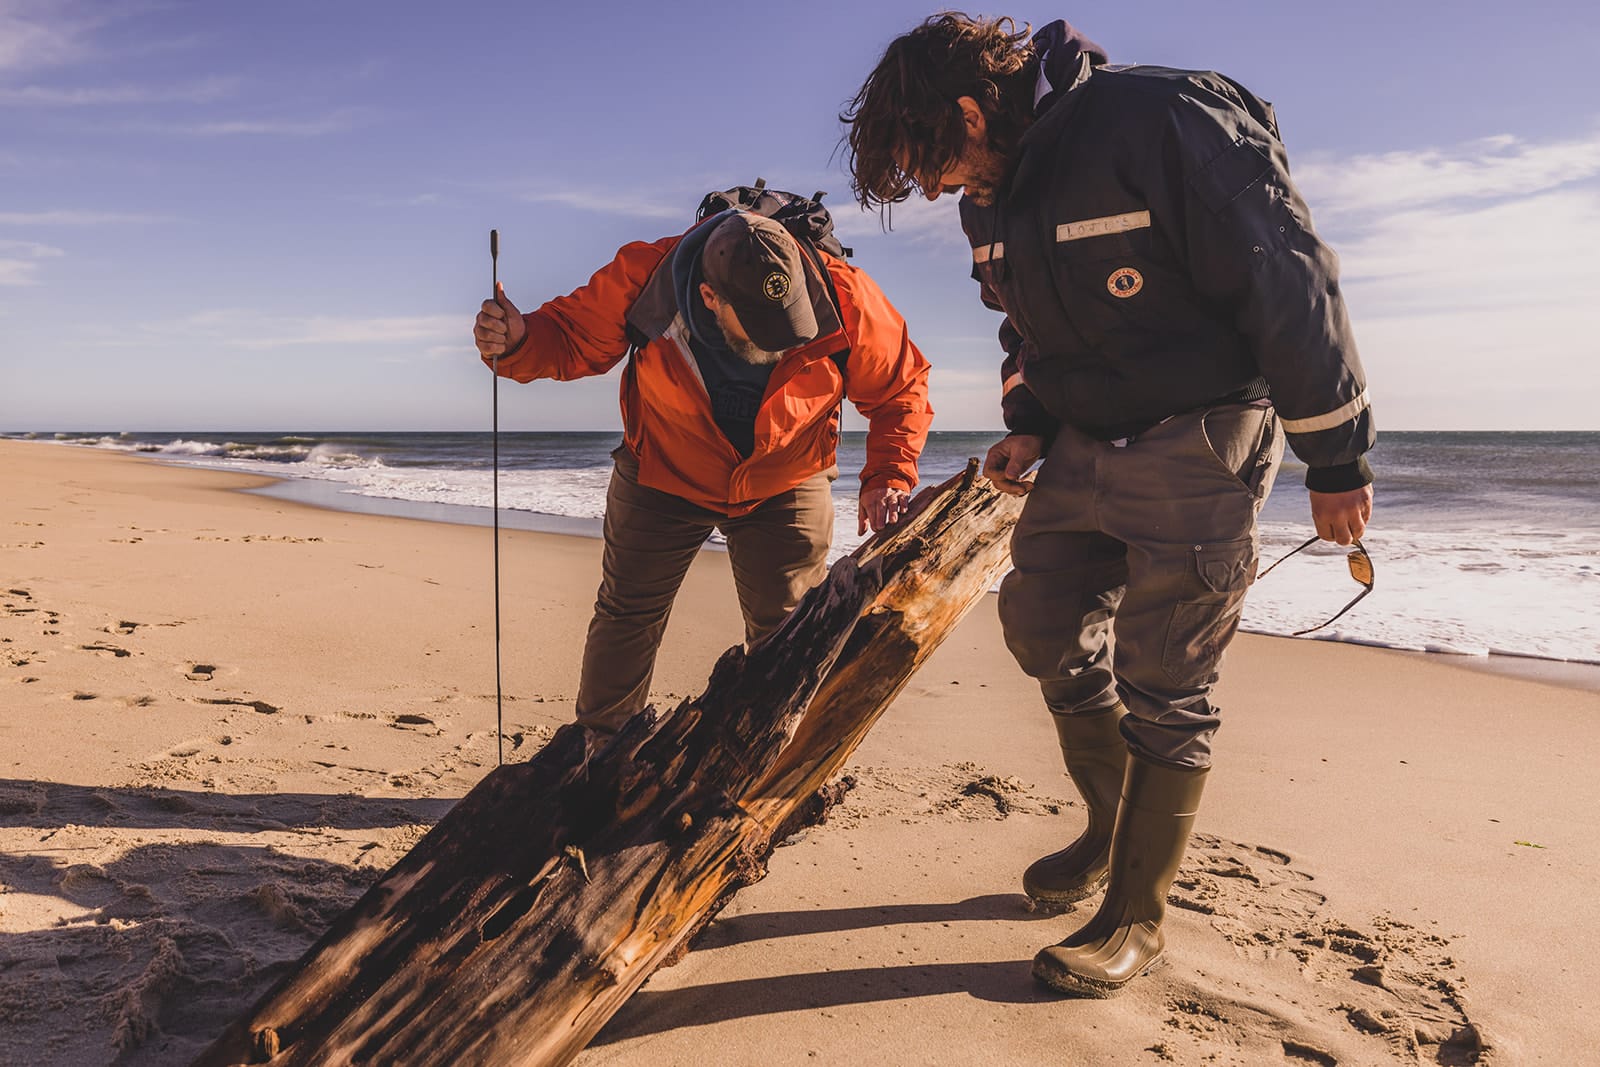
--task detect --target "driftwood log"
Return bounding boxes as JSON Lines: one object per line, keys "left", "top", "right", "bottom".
{"left": 193, "top": 459, "right": 1025, "bottom": 1067}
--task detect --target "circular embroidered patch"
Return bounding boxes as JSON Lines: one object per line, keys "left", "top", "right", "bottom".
{"left": 1107, "top": 267, "right": 1143, "bottom": 298}
{"left": 763, "top": 272, "right": 791, "bottom": 300}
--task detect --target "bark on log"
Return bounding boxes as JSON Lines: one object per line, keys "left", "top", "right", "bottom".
{"left": 192, "top": 459, "right": 1025, "bottom": 1067}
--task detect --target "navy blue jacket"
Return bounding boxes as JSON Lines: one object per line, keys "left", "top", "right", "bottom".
{"left": 962, "top": 21, "right": 1374, "bottom": 491}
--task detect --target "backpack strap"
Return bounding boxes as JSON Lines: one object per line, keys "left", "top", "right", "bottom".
{"left": 793, "top": 238, "right": 850, "bottom": 382}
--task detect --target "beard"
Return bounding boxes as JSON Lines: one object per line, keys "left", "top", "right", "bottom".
{"left": 724, "top": 334, "right": 785, "bottom": 366}
{"left": 958, "top": 142, "right": 1012, "bottom": 206}
{"left": 962, "top": 182, "right": 1000, "bottom": 207}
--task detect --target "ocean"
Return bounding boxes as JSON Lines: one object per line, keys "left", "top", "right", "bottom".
{"left": 11, "top": 429, "right": 1599, "bottom": 670}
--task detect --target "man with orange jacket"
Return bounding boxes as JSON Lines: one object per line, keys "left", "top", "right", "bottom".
{"left": 473, "top": 208, "right": 933, "bottom": 735}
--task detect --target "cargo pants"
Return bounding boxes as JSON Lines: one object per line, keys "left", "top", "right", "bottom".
{"left": 998, "top": 402, "right": 1284, "bottom": 769}
{"left": 575, "top": 447, "right": 834, "bottom": 734}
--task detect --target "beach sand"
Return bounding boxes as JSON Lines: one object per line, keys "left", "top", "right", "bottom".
{"left": 2, "top": 438, "right": 1595, "bottom": 1065}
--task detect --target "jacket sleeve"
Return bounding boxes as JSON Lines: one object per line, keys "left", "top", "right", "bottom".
{"left": 962, "top": 201, "right": 1060, "bottom": 441}
{"left": 984, "top": 279, "right": 1060, "bottom": 440}
{"left": 829, "top": 260, "right": 934, "bottom": 494}
{"left": 487, "top": 236, "right": 677, "bottom": 383}
{"left": 1152, "top": 85, "right": 1374, "bottom": 492}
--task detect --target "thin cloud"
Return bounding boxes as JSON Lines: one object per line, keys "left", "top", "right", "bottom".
{"left": 1336, "top": 187, "right": 1600, "bottom": 313}
{"left": 1306, "top": 130, "right": 1600, "bottom": 428}
{"left": 354, "top": 191, "right": 445, "bottom": 208}
{"left": 520, "top": 189, "right": 683, "bottom": 221}
{"left": 0, "top": 1, "right": 197, "bottom": 73}
{"left": 158, "top": 310, "right": 463, "bottom": 350}
{"left": 0, "top": 258, "right": 42, "bottom": 285}
{"left": 122, "top": 108, "right": 368, "bottom": 137}
{"left": 1297, "top": 128, "right": 1600, "bottom": 218}
{"left": 831, "top": 195, "right": 964, "bottom": 247}
{"left": 0, "top": 209, "right": 164, "bottom": 225}
{"left": 0, "top": 239, "right": 64, "bottom": 257}
{"left": 0, "top": 238, "right": 59, "bottom": 284}
{"left": 0, "top": 0, "right": 96, "bottom": 72}
{"left": 0, "top": 76, "right": 236, "bottom": 106}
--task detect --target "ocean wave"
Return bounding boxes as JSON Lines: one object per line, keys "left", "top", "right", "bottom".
{"left": 15, "top": 429, "right": 1600, "bottom": 669}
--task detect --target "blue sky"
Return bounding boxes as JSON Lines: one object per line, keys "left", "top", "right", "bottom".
{"left": 3, "top": 1, "right": 1598, "bottom": 432}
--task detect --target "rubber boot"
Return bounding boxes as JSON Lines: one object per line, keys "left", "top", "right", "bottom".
{"left": 1032, "top": 752, "right": 1208, "bottom": 997}
{"left": 1023, "top": 704, "right": 1129, "bottom": 907}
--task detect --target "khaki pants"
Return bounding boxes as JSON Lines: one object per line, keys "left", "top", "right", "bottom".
{"left": 575, "top": 448, "right": 835, "bottom": 734}
{"left": 998, "top": 403, "right": 1284, "bottom": 769}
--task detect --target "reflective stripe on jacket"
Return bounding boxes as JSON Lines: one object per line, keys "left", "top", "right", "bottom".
{"left": 490, "top": 232, "right": 933, "bottom": 516}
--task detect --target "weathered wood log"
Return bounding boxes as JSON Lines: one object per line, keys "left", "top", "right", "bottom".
{"left": 193, "top": 459, "right": 1025, "bottom": 1067}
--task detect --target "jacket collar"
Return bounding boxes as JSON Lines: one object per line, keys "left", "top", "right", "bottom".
{"left": 1002, "top": 21, "right": 1110, "bottom": 199}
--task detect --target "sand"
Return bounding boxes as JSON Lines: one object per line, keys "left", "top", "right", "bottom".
{"left": 2, "top": 437, "right": 1596, "bottom": 1066}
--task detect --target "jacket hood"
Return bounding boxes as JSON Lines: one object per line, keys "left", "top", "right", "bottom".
{"left": 1030, "top": 19, "right": 1109, "bottom": 116}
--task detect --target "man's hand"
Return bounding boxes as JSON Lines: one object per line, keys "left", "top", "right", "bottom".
{"left": 859, "top": 484, "right": 912, "bottom": 534}
{"left": 982, "top": 434, "right": 1044, "bottom": 496}
{"left": 474, "top": 281, "right": 525, "bottom": 359}
{"left": 1309, "top": 485, "right": 1373, "bottom": 545}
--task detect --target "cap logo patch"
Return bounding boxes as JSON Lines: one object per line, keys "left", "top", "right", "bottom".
{"left": 1107, "top": 267, "right": 1143, "bottom": 298}
{"left": 763, "top": 271, "right": 790, "bottom": 301}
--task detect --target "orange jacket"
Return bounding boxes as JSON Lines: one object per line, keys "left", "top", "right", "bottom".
{"left": 490, "top": 231, "right": 933, "bottom": 517}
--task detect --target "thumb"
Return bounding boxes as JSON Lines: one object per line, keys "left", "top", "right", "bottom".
{"left": 495, "top": 281, "right": 521, "bottom": 318}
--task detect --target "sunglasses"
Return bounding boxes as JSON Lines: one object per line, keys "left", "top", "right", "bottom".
{"left": 1256, "top": 536, "right": 1374, "bottom": 636}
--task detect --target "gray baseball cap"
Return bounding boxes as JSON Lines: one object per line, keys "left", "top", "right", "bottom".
{"left": 700, "top": 213, "right": 819, "bottom": 352}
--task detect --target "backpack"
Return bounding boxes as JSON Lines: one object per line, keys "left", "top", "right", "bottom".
{"left": 694, "top": 178, "right": 853, "bottom": 259}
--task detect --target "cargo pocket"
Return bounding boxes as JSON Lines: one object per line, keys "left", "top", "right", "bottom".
{"left": 1161, "top": 537, "right": 1256, "bottom": 688}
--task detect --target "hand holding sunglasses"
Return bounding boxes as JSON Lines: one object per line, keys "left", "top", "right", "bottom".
{"left": 1257, "top": 537, "right": 1374, "bottom": 636}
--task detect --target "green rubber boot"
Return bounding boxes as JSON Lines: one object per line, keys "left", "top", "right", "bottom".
{"left": 1023, "top": 704, "right": 1129, "bottom": 907}
{"left": 1032, "top": 752, "right": 1208, "bottom": 996}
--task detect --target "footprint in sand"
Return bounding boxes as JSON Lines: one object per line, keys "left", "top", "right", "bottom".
{"left": 1151, "top": 836, "right": 1487, "bottom": 1064}
{"left": 81, "top": 642, "right": 132, "bottom": 658}
{"left": 186, "top": 663, "right": 217, "bottom": 681}
{"left": 390, "top": 714, "right": 436, "bottom": 730}
{"left": 198, "top": 696, "right": 280, "bottom": 715}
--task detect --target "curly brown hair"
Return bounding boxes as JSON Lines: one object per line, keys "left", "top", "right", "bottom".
{"left": 841, "top": 12, "right": 1037, "bottom": 209}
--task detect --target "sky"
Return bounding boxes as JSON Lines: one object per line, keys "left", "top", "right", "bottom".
{"left": 3, "top": 0, "right": 1598, "bottom": 433}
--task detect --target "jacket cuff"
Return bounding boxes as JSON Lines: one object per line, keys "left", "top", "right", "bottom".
{"left": 480, "top": 314, "right": 534, "bottom": 372}
{"left": 1001, "top": 384, "right": 1061, "bottom": 441}
{"left": 861, "top": 472, "right": 913, "bottom": 495}
{"left": 1304, "top": 456, "right": 1373, "bottom": 493}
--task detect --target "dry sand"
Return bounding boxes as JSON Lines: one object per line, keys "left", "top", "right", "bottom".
{"left": 2, "top": 438, "right": 1596, "bottom": 1065}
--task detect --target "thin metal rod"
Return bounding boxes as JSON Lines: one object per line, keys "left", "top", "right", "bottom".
{"left": 491, "top": 229, "right": 504, "bottom": 767}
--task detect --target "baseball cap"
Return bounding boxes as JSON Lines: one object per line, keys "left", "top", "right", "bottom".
{"left": 700, "top": 213, "right": 818, "bottom": 352}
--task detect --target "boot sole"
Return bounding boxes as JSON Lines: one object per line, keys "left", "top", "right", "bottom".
{"left": 1031, "top": 950, "right": 1165, "bottom": 998}
{"left": 1023, "top": 872, "right": 1107, "bottom": 910}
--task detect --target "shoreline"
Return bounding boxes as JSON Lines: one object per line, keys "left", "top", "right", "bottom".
{"left": 122, "top": 441, "right": 1600, "bottom": 697}
{"left": 4, "top": 436, "right": 1600, "bottom": 1063}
